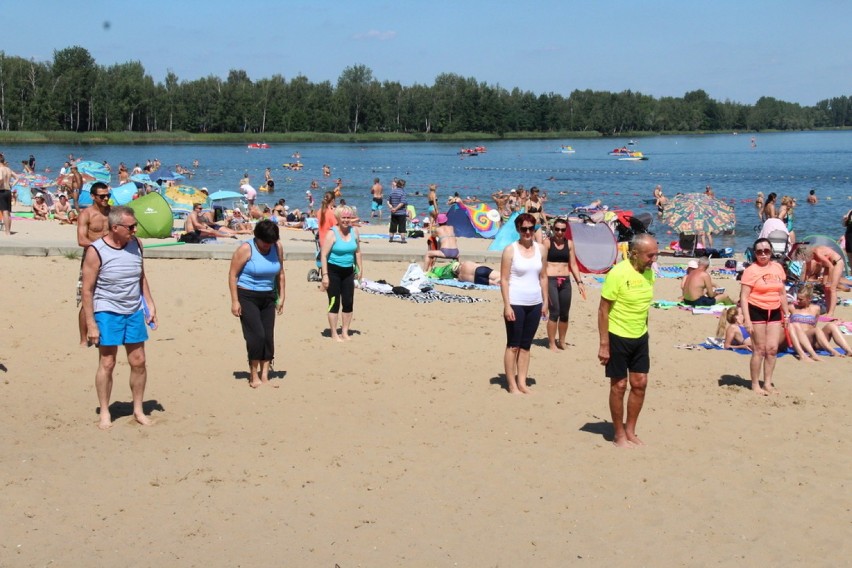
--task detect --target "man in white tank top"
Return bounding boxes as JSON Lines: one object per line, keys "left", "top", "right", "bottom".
{"left": 81, "top": 206, "right": 158, "bottom": 430}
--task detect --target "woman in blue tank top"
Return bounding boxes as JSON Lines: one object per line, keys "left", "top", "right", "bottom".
{"left": 228, "top": 220, "right": 285, "bottom": 388}
{"left": 320, "top": 205, "right": 363, "bottom": 341}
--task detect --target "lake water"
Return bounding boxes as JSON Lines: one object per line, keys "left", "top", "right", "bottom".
{"left": 7, "top": 131, "right": 851, "bottom": 251}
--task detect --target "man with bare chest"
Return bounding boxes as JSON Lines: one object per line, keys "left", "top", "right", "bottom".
{"left": 370, "top": 178, "right": 384, "bottom": 219}
{"left": 0, "top": 154, "right": 18, "bottom": 236}
{"left": 77, "top": 182, "right": 112, "bottom": 345}
{"left": 70, "top": 165, "right": 84, "bottom": 214}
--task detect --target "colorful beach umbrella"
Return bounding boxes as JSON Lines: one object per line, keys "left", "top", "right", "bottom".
{"left": 74, "top": 161, "right": 112, "bottom": 183}
{"left": 661, "top": 192, "right": 736, "bottom": 236}
{"left": 13, "top": 174, "right": 54, "bottom": 206}
{"left": 163, "top": 184, "right": 209, "bottom": 212}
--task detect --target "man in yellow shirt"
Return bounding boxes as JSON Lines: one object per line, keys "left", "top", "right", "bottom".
{"left": 597, "top": 234, "right": 658, "bottom": 448}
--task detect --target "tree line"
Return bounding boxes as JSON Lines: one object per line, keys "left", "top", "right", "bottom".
{"left": 1, "top": 46, "right": 850, "bottom": 136}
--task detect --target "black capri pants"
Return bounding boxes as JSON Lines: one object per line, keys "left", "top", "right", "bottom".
{"left": 505, "top": 303, "right": 542, "bottom": 350}
{"left": 326, "top": 263, "right": 355, "bottom": 314}
{"left": 238, "top": 288, "right": 277, "bottom": 361}
{"left": 547, "top": 276, "right": 572, "bottom": 322}
{"left": 389, "top": 214, "right": 407, "bottom": 234}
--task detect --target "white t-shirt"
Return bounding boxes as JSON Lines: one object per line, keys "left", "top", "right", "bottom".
{"left": 241, "top": 184, "right": 257, "bottom": 200}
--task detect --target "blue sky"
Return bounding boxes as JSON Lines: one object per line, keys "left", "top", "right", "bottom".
{"left": 6, "top": 0, "right": 850, "bottom": 105}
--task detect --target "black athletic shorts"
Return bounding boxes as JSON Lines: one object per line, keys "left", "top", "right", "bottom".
{"left": 0, "top": 189, "right": 11, "bottom": 212}
{"left": 605, "top": 332, "right": 650, "bottom": 379}
{"left": 747, "top": 303, "right": 783, "bottom": 324}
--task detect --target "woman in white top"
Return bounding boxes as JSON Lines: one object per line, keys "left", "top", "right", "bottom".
{"left": 500, "top": 213, "right": 549, "bottom": 394}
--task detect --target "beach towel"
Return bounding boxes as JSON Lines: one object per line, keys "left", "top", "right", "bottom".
{"left": 360, "top": 286, "right": 488, "bottom": 304}
{"left": 697, "top": 339, "right": 846, "bottom": 357}
{"left": 428, "top": 278, "right": 499, "bottom": 291}
{"left": 657, "top": 266, "right": 688, "bottom": 278}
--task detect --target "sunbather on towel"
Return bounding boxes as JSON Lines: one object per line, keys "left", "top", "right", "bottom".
{"left": 716, "top": 305, "right": 789, "bottom": 352}
{"left": 682, "top": 257, "right": 732, "bottom": 306}
{"left": 455, "top": 261, "right": 500, "bottom": 286}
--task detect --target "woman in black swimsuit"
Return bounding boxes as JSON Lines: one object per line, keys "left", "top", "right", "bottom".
{"left": 542, "top": 218, "right": 584, "bottom": 351}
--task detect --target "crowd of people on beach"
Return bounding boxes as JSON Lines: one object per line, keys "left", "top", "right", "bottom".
{"left": 1, "top": 150, "right": 849, "bottom": 447}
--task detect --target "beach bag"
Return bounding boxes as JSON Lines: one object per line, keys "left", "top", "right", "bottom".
{"left": 400, "top": 263, "right": 428, "bottom": 289}
{"left": 178, "top": 231, "right": 201, "bottom": 243}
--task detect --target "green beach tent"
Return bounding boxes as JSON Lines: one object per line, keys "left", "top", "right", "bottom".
{"left": 128, "top": 192, "right": 174, "bottom": 239}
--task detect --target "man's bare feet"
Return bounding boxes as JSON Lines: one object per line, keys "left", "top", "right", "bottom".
{"left": 249, "top": 379, "right": 262, "bottom": 388}
{"left": 752, "top": 385, "right": 769, "bottom": 396}
{"left": 98, "top": 413, "right": 113, "bottom": 430}
{"left": 331, "top": 334, "right": 344, "bottom": 343}
{"left": 557, "top": 341, "right": 566, "bottom": 351}
{"left": 517, "top": 383, "right": 531, "bottom": 394}
{"left": 260, "top": 376, "right": 280, "bottom": 388}
{"left": 341, "top": 332, "right": 352, "bottom": 341}
{"left": 764, "top": 385, "right": 779, "bottom": 395}
{"left": 134, "top": 412, "right": 152, "bottom": 426}
{"left": 548, "top": 343, "right": 560, "bottom": 352}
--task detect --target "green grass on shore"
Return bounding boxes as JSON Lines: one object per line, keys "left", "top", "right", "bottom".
{"left": 0, "top": 130, "right": 607, "bottom": 145}
{"left": 7, "top": 128, "right": 844, "bottom": 145}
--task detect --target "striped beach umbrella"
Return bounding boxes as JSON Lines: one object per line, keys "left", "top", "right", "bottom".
{"left": 661, "top": 192, "right": 736, "bottom": 235}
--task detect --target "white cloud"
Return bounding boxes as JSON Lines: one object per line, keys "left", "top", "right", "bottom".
{"left": 352, "top": 30, "right": 397, "bottom": 41}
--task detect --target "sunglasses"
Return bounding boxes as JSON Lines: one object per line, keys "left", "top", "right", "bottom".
{"left": 754, "top": 248, "right": 772, "bottom": 255}
{"left": 552, "top": 227, "right": 566, "bottom": 232}
{"left": 519, "top": 226, "right": 535, "bottom": 233}
{"left": 94, "top": 193, "right": 111, "bottom": 199}
{"left": 117, "top": 223, "right": 137, "bottom": 231}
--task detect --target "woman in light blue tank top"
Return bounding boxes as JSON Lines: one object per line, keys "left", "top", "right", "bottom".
{"left": 320, "top": 205, "right": 363, "bottom": 341}
{"left": 228, "top": 220, "right": 286, "bottom": 387}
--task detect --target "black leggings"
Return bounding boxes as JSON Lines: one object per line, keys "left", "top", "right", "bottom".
{"left": 547, "top": 276, "right": 572, "bottom": 322}
{"left": 505, "top": 303, "right": 542, "bottom": 350}
{"left": 326, "top": 263, "right": 355, "bottom": 314}
{"left": 238, "top": 288, "right": 277, "bottom": 361}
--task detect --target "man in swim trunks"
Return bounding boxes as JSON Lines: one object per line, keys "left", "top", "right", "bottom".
{"left": 370, "top": 178, "right": 384, "bottom": 219}
{"left": 0, "top": 154, "right": 18, "bottom": 235}
{"left": 81, "top": 206, "right": 157, "bottom": 429}
{"left": 423, "top": 213, "right": 459, "bottom": 271}
{"left": 682, "top": 257, "right": 732, "bottom": 306}
{"left": 185, "top": 204, "right": 238, "bottom": 239}
{"left": 598, "top": 234, "right": 658, "bottom": 448}
{"left": 69, "top": 165, "right": 84, "bottom": 214}
{"left": 455, "top": 261, "right": 500, "bottom": 286}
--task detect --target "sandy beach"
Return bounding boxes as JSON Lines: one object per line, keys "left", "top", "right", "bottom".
{"left": 1, "top": 217, "right": 851, "bottom": 566}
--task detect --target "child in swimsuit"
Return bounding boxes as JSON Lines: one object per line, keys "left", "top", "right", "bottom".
{"left": 718, "top": 306, "right": 753, "bottom": 350}
{"left": 787, "top": 285, "right": 850, "bottom": 360}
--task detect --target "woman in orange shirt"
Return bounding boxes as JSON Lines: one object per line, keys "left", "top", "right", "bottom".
{"left": 740, "top": 237, "right": 791, "bottom": 395}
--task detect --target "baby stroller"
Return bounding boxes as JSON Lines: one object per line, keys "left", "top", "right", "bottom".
{"left": 306, "top": 228, "right": 323, "bottom": 282}
{"left": 614, "top": 211, "right": 654, "bottom": 243}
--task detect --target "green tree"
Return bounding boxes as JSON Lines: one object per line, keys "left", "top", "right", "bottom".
{"left": 336, "top": 64, "right": 375, "bottom": 133}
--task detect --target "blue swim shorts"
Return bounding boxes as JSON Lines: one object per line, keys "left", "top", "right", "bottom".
{"left": 94, "top": 310, "right": 149, "bottom": 346}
